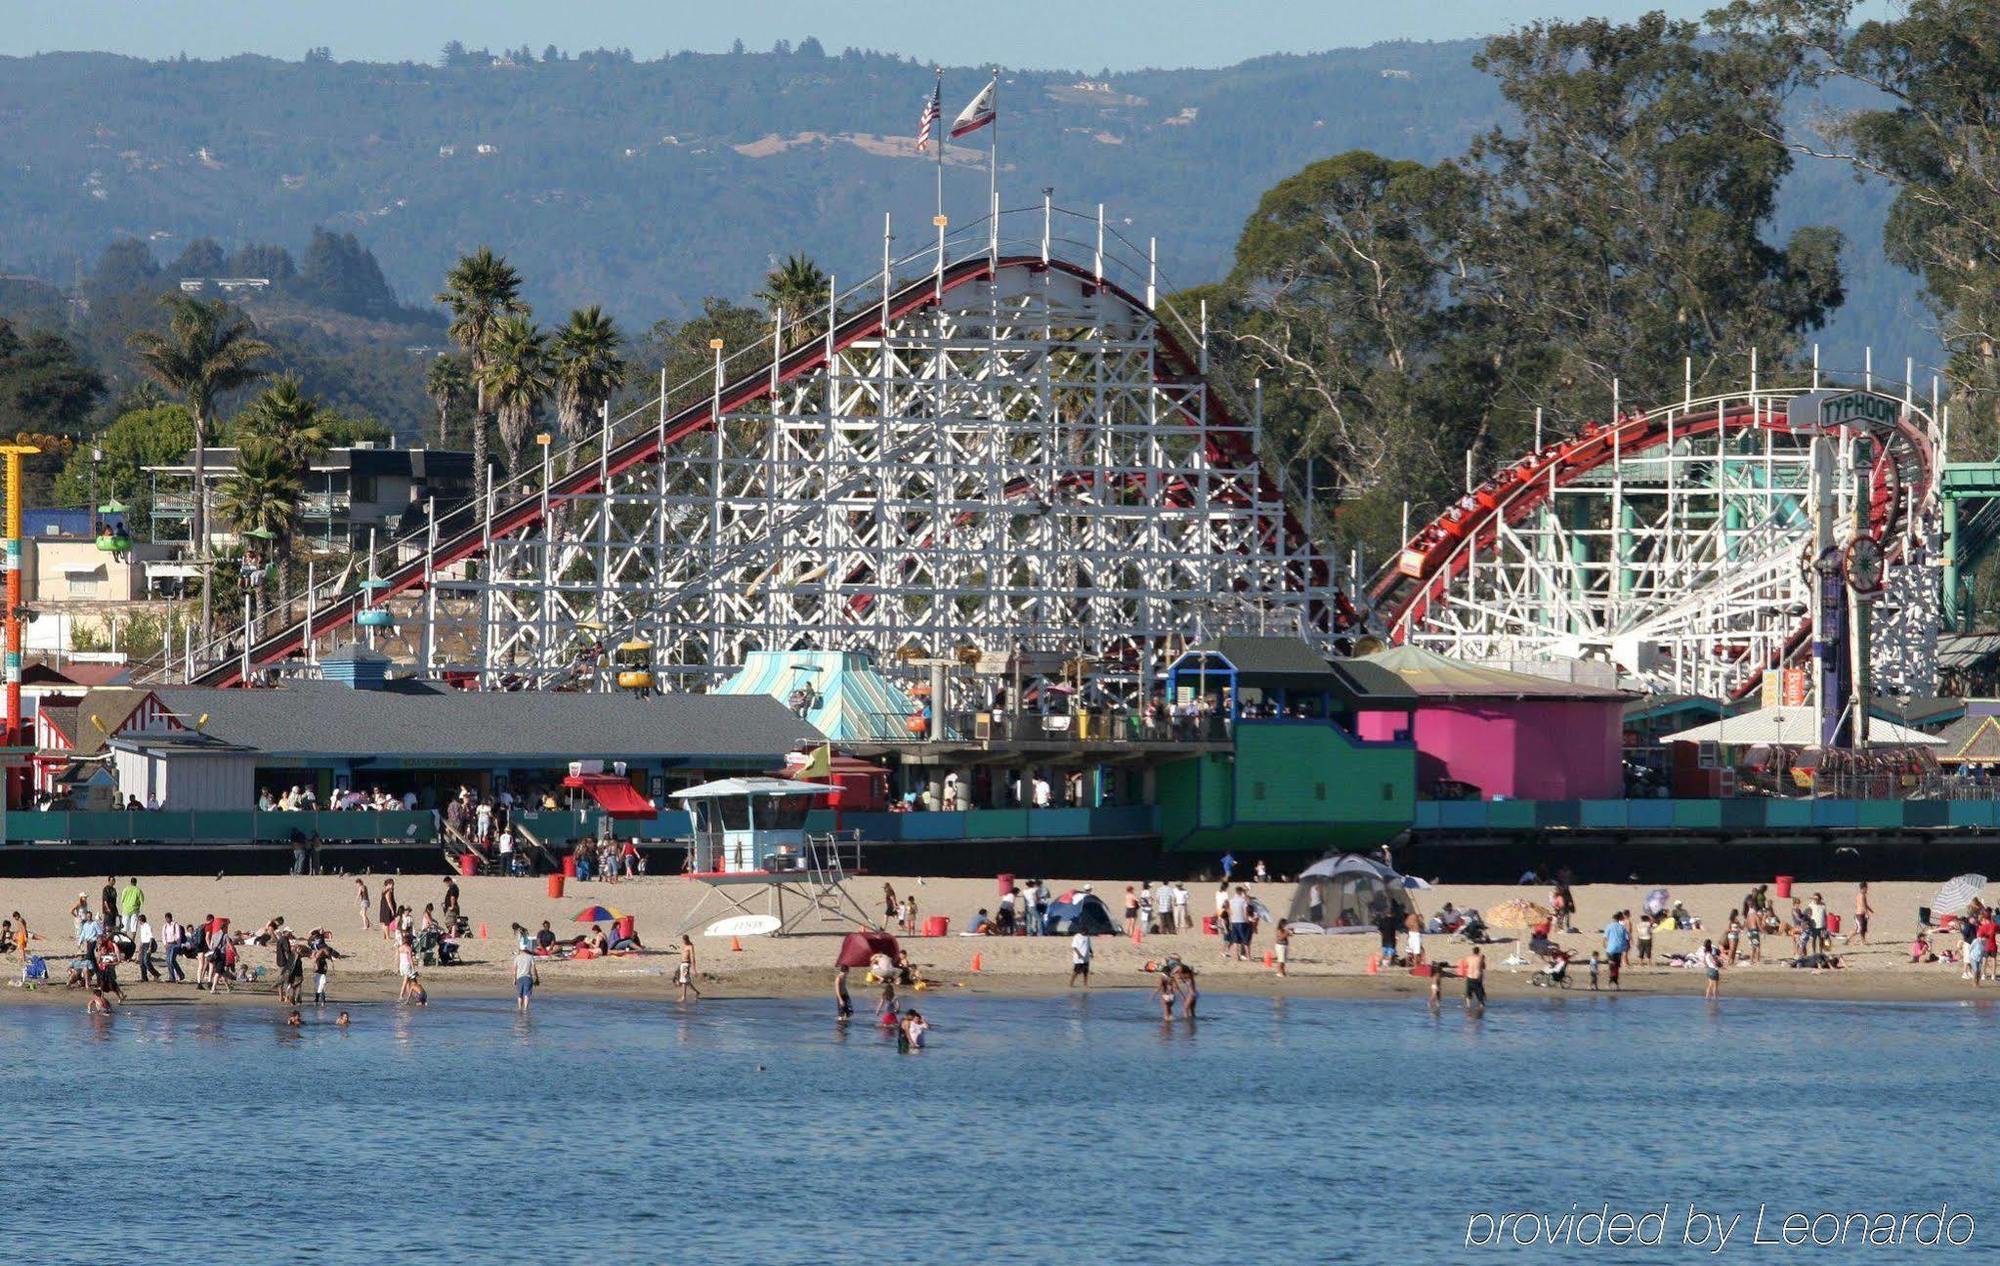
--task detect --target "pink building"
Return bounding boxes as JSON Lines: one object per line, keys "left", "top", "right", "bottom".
{"left": 1355, "top": 646, "right": 1631, "bottom": 800}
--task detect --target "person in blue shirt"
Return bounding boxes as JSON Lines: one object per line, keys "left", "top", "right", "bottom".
{"left": 1602, "top": 911, "right": 1630, "bottom": 990}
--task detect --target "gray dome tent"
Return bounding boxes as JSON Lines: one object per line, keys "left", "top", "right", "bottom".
{"left": 1287, "top": 854, "right": 1418, "bottom": 931}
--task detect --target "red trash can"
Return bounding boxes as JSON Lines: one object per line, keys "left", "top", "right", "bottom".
{"left": 615, "top": 914, "right": 636, "bottom": 942}
{"left": 547, "top": 873, "right": 565, "bottom": 899}
{"left": 1827, "top": 913, "right": 1841, "bottom": 934}
{"left": 562, "top": 856, "right": 578, "bottom": 879}
{"left": 457, "top": 851, "right": 478, "bottom": 877}
{"left": 1774, "top": 875, "right": 1794, "bottom": 899}
{"left": 923, "top": 915, "right": 948, "bottom": 937}
{"left": 1202, "top": 915, "right": 1218, "bottom": 936}
{"left": 996, "top": 872, "right": 1015, "bottom": 898}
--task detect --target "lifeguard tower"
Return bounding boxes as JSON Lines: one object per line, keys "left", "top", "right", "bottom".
{"left": 670, "top": 777, "right": 876, "bottom": 936}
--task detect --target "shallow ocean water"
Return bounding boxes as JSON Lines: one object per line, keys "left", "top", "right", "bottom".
{"left": 2, "top": 987, "right": 1995, "bottom": 1263}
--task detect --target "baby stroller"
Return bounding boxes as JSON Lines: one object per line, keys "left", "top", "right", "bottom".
{"left": 417, "top": 926, "right": 458, "bottom": 967}
{"left": 1455, "top": 910, "right": 1490, "bottom": 943}
{"left": 1531, "top": 952, "right": 1572, "bottom": 989}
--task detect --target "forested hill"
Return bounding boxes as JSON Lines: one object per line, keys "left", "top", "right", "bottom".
{"left": 0, "top": 39, "right": 1927, "bottom": 371}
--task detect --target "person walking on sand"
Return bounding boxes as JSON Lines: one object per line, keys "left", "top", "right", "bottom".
{"left": 118, "top": 877, "right": 144, "bottom": 940}
{"left": 1069, "top": 925, "right": 1093, "bottom": 987}
{"left": 378, "top": 879, "right": 398, "bottom": 940}
{"left": 1274, "top": 919, "right": 1291, "bottom": 977}
{"left": 514, "top": 944, "right": 539, "bottom": 1011}
{"left": 1854, "top": 883, "right": 1873, "bottom": 945}
{"left": 355, "top": 878, "right": 371, "bottom": 931}
{"left": 677, "top": 934, "right": 701, "bottom": 1003}
{"left": 882, "top": 883, "right": 898, "bottom": 929}
{"left": 136, "top": 914, "right": 159, "bottom": 982}
{"left": 1460, "top": 945, "right": 1486, "bottom": 1013}
{"left": 1700, "top": 938, "right": 1722, "bottom": 999}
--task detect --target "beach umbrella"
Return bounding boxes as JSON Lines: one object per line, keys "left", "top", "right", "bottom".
{"left": 1933, "top": 875, "right": 1987, "bottom": 917}
{"left": 572, "top": 905, "right": 625, "bottom": 923}
{"left": 1486, "top": 899, "right": 1552, "bottom": 929}
{"left": 1400, "top": 875, "right": 1433, "bottom": 890}
{"left": 1645, "top": 888, "right": 1671, "bottom": 916}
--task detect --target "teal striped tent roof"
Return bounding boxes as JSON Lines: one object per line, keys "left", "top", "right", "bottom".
{"left": 714, "top": 650, "right": 924, "bottom": 742}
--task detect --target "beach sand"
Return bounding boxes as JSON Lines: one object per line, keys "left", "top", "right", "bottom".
{"left": 0, "top": 870, "right": 1980, "bottom": 1009}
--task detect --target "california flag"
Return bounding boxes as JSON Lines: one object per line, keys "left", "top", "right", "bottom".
{"left": 950, "top": 75, "right": 997, "bottom": 138}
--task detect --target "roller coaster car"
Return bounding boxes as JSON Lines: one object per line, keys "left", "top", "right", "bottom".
{"left": 356, "top": 609, "right": 394, "bottom": 628}
{"left": 614, "top": 640, "right": 655, "bottom": 695}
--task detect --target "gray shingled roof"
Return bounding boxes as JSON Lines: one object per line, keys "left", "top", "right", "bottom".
{"left": 135, "top": 680, "right": 821, "bottom": 761}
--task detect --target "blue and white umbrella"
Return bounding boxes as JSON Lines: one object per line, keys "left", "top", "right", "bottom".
{"left": 1934, "top": 874, "right": 1987, "bottom": 917}
{"left": 1645, "top": 888, "right": 1671, "bottom": 916}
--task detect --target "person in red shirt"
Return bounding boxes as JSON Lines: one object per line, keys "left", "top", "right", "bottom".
{"left": 1980, "top": 914, "right": 1999, "bottom": 986}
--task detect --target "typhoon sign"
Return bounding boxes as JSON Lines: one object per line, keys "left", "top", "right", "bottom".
{"left": 1786, "top": 389, "right": 1902, "bottom": 435}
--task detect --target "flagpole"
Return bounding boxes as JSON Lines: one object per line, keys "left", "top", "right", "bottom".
{"left": 987, "top": 68, "right": 999, "bottom": 234}
{"left": 933, "top": 67, "right": 945, "bottom": 223}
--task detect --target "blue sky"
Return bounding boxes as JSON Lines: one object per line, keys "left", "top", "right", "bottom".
{"left": 0, "top": 0, "right": 1897, "bottom": 68}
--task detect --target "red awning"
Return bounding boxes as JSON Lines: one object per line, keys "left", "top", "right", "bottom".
{"left": 562, "top": 773, "right": 657, "bottom": 820}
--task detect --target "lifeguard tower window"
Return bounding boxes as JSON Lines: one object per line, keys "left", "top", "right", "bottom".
{"left": 763, "top": 797, "right": 812, "bottom": 829}
{"left": 715, "top": 797, "right": 753, "bottom": 831}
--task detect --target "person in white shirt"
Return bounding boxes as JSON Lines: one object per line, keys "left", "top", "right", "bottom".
{"left": 1227, "top": 888, "right": 1251, "bottom": 961}
{"left": 1032, "top": 776, "right": 1052, "bottom": 808}
{"left": 162, "top": 915, "right": 183, "bottom": 983}
{"left": 1173, "top": 883, "right": 1189, "bottom": 932}
{"left": 402, "top": 790, "right": 418, "bottom": 811}
{"left": 475, "top": 801, "right": 494, "bottom": 844}
{"left": 1068, "top": 929, "right": 1092, "bottom": 987}
{"left": 135, "top": 915, "right": 159, "bottom": 981}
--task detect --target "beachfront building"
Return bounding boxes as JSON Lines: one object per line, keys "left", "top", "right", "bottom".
{"left": 104, "top": 649, "right": 821, "bottom": 813}
{"left": 1152, "top": 638, "right": 1418, "bottom": 855}
{"left": 1356, "top": 644, "right": 1632, "bottom": 801}
{"left": 145, "top": 443, "right": 475, "bottom": 550}
{"left": 30, "top": 685, "right": 177, "bottom": 802}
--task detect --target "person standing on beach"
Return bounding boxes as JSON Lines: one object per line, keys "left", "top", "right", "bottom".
{"left": 1807, "top": 893, "right": 1829, "bottom": 955}
{"left": 9, "top": 910, "right": 26, "bottom": 965}
{"left": 378, "top": 879, "right": 398, "bottom": 940}
{"left": 677, "top": 934, "right": 701, "bottom": 1003}
{"left": 118, "top": 877, "right": 144, "bottom": 940}
{"left": 1602, "top": 911, "right": 1628, "bottom": 990}
{"left": 1227, "top": 886, "right": 1252, "bottom": 961}
{"left": 1069, "top": 926, "right": 1093, "bottom": 987}
{"left": 355, "top": 878, "right": 370, "bottom": 931}
{"left": 312, "top": 943, "right": 331, "bottom": 1006}
{"left": 135, "top": 914, "right": 159, "bottom": 982}
{"left": 1461, "top": 946, "right": 1486, "bottom": 1012}
{"left": 1700, "top": 938, "right": 1722, "bottom": 999}
{"left": 99, "top": 876, "right": 117, "bottom": 933}
{"left": 1854, "top": 883, "right": 1873, "bottom": 945}
{"left": 1274, "top": 919, "right": 1290, "bottom": 977}
{"left": 161, "top": 913, "right": 182, "bottom": 983}
{"left": 514, "top": 944, "right": 538, "bottom": 1011}
{"left": 1123, "top": 886, "right": 1140, "bottom": 938}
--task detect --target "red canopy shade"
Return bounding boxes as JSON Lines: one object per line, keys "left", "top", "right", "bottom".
{"left": 562, "top": 773, "right": 657, "bottom": 820}
{"left": 836, "top": 930, "right": 901, "bottom": 968}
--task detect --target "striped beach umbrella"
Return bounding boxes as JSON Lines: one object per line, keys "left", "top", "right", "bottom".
{"left": 1933, "top": 875, "right": 1987, "bottom": 917}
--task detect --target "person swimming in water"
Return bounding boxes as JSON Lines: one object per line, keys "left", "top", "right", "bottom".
{"left": 285, "top": 1009, "right": 302, "bottom": 1027}
{"left": 334, "top": 1011, "right": 351, "bottom": 1027}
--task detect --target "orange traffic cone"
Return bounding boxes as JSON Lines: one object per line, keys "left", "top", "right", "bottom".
{"left": 478, "top": 923, "right": 488, "bottom": 940}
{"left": 1132, "top": 924, "right": 1143, "bottom": 945}
{"left": 1263, "top": 949, "right": 1274, "bottom": 969}
{"left": 1365, "top": 954, "right": 1380, "bottom": 975}
{"left": 731, "top": 936, "right": 743, "bottom": 952}
{"left": 970, "top": 952, "right": 983, "bottom": 973}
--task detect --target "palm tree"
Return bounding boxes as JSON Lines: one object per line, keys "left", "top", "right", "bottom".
{"left": 551, "top": 306, "right": 627, "bottom": 445}
{"left": 214, "top": 438, "right": 304, "bottom": 548}
{"left": 127, "top": 293, "right": 272, "bottom": 634}
{"left": 233, "top": 374, "right": 327, "bottom": 471}
{"left": 756, "top": 253, "right": 831, "bottom": 349}
{"left": 127, "top": 294, "right": 273, "bottom": 543}
{"left": 435, "top": 247, "right": 527, "bottom": 478}
{"left": 477, "top": 315, "right": 552, "bottom": 475}
{"left": 424, "top": 353, "right": 470, "bottom": 448}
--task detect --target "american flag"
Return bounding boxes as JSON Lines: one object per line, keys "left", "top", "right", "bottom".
{"left": 915, "top": 77, "right": 941, "bottom": 152}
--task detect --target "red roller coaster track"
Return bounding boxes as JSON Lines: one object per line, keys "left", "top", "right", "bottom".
{"left": 197, "top": 253, "right": 1356, "bottom": 687}
{"left": 1368, "top": 398, "right": 1934, "bottom": 700}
